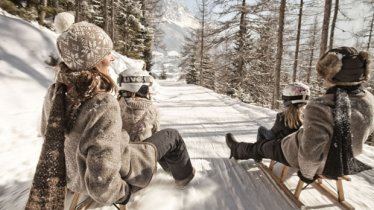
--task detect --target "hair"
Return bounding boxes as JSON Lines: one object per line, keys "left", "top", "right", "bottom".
{"left": 58, "top": 63, "right": 118, "bottom": 132}
{"left": 283, "top": 103, "right": 305, "bottom": 129}
{"left": 118, "top": 85, "right": 150, "bottom": 100}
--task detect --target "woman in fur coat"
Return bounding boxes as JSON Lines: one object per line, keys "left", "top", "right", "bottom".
{"left": 32, "top": 22, "right": 194, "bottom": 209}
{"left": 117, "top": 68, "right": 160, "bottom": 142}
{"left": 226, "top": 47, "right": 374, "bottom": 183}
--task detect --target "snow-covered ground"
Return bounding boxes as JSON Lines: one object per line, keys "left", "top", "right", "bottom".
{"left": 1, "top": 9, "right": 374, "bottom": 210}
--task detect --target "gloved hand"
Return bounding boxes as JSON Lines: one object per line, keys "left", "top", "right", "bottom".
{"left": 297, "top": 171, "right": 318, "bottom": 184}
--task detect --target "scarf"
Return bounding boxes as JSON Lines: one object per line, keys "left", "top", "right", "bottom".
{"left": 25, "top": 83, "right": 67, "bottom": 210}
{"left": 322, "top": 85, "right": 372, "bottom": 179}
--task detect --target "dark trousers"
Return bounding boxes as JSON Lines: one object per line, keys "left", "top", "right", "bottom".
{"left": 144, "top": 128, "right": 193, "bottom": 180}
{"left": 257, "top": 126, "right": 275, "bottom": 142}
{"left": 234, "top": 139, "right": 289, "bottom": 166}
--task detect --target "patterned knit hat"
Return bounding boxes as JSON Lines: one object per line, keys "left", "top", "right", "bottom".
{"left": 317, "top": 47, "right": 371, "bottom": 86}
{"left": 57, "top": 22, "right": 113, "bottom": 71}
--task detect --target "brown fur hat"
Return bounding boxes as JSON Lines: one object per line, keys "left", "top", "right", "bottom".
{"left": 316, "top": 47, "right": 371, "bottom": 86}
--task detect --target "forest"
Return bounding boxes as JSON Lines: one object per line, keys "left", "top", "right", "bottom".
{"left": 1, "top": 0, "right": 374, "bottom": 108}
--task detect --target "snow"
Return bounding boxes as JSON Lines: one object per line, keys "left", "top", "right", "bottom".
{"left": 1, "top": 8, "right": 374, "bottom": 210}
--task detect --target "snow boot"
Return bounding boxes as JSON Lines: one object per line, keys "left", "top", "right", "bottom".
{"left": 226, "top": 133, "right": 263, "bottom": 160}
{"left": 175, "top": 167, "right": 195, "bottom": 187}
{"left": 226, "top": 133, "right": 239, "bottom": 159}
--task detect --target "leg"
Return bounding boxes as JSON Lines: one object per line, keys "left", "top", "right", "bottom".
{"left": 144, "top": 128, "right": 194, "bottom": 182}
{"left": 227, "top": 133, "right": 289, "bottom": 165}
{"left": 257, "top": 126, "right": 275, "bottom": 142}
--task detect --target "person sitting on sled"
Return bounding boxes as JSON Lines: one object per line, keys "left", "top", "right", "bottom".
{"left": 256, "top": 82, "right": 309, "bottom": 144}
{"left": 225, "top": 46, "right": 374, "bottom": 183}
{"left": 251, "top": 82, "right": 309, "bottom": 162}
{"left": 34, "top": 22, "right": 194, "bottom": 209}
{"left": 117, "top": 68, "right": 160, "bottom": 142}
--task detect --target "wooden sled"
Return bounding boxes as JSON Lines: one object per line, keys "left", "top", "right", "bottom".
{"left": 259, "top": 160, "right": 355, "bottom": 210}
{"left": 69, "top": 191, "right": 127, "bottom": 210}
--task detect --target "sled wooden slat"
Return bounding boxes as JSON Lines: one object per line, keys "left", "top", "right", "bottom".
{"left": 312, "top": 178, "right": 355, "bottom": 210}
{"left": 257, "top": 162, "right": 304, "bottom": 209}
{"left": 263, "top": 160, "right": 355, "bottom": 210}
{"left": 119, "top": 204, "right": 127, "bottom": 210}
{"left": 69, "top": 192, "right": 80, "bottom": 210}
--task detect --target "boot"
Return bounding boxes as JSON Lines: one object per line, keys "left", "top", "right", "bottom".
{"left": 175, "top": 167, "right": 195, "bottom": 187}
{"left": 226, "top": 133, "right": 263, "bottom": 160}
{"left": 225, "top": 133, "right": 239, "bottom": 159}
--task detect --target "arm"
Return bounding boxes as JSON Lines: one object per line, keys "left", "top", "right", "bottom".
{"left": 78, "top": 95, "right": 131, "bottom": 204}
{"left": 298, "top": 102, "right": 334, "bottom": 179}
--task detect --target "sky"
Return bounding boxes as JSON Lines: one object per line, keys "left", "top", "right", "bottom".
{"left": 1, "top": 6, "right": 374, "bottom": 210}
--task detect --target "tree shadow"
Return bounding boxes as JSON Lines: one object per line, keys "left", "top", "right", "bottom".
{"left": 0, "top": 47, "right": 52, "bottom": 88}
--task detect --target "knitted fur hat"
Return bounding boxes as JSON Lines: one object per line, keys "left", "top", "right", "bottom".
{"left": 57, "top": 22, "right": 113, "bottom": 72}
{"left": 54, "top": 12, "right": 75, "bottom": 34}
{"left": 316, "top": 47, "right": 371, "bottom": 86}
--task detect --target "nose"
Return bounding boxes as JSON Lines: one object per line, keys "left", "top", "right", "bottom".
{"left": 110, "top": 54, "right": 117, "bottom": 62}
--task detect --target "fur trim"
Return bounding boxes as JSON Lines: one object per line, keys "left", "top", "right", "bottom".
{"left": 359, "top": 51, "right": 372, "bottom": 82}
{"left": 316, "top": 52, "right": 343, "bottom": 83}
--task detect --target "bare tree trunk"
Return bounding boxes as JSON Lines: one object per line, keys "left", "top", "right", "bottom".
{"left": 329, "top": 0, "right": 339, "bottom": 49}
{"left": 38, "top": 0, "right": 48, "bottom": 25}
{"left": 368, "top": 11, "right": 374, "bottom": 51}
{"left": 292, "top": 0, "right": 303, "bottom": 82}
{"left": 307, "top": 17, "right": 318, "bottom": 84}
{"left": 75, "top": 0, "right": 81, "bottom": 22}
{"left": 320, "top": 0, "right": 332, "bottom": 57}
{"left": 237, "top": 0, "right": 247, "bottom": 80}
{"left": 111, "top": 0, "right": 115, "bottom": 40}
{"left": 200, "top": 0, "right": 206, "bottom": 85}
{"left": 104, "top": 0, "right": 109, "bottom": 32}
{"left": 272, "top": 0, "right": 286, "bottom": 109}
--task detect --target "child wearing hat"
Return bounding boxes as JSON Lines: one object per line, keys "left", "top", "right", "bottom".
{"left": 231, "top": 82, "right": 310, "bottom": 162}
{"left": 117, "top": 68, "right": 160, "bottom": 142}
{"left": 225, "top": 47, "right": 374, "bottom": 183}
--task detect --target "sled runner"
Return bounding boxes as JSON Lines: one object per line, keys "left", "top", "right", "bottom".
{"left": 258, "top": 160, "right": 355, "bottom": 210}
{"left": 69, "top": 192, "right": 127, "bottom": 210}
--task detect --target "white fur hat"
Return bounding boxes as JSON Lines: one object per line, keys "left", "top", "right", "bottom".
{"left": 54, "top": 12, "right": 75, "bottom": 34}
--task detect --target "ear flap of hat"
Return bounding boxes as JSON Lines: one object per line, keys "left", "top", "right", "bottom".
{"left": 316, "top": 52, "right": 343, "bottom": 83}
{"left": 358, "top": 51, "right": 372, "bottom": 82}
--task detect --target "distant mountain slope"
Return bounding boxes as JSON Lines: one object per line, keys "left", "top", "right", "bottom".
{"left": 151, "top": 0, "right": 199, "bottom": 80}
{"left": 158, "top": 0, "right": 199, "bottom": 53}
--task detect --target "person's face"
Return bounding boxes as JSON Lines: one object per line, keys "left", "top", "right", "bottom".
{"left": 96, "top": 53, "right": 115, "bottom": 74}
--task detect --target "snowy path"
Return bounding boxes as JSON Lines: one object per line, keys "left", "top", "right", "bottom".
{"left": 127, "top": 81, "right": 296, "bottom": 210}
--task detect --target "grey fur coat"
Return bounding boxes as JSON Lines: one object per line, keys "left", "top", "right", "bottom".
{"left": 119, "top": 97, "right": 160, "bottom": 142}
{"left": 41, "top": 85, "right": 157, "bottom": 205}
{"left": 281, "top": 89, "right": 374, "bottom": 179}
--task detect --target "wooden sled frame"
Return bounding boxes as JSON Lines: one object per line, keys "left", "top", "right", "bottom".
{"left": 68, "top": 191, "right": 127, "bottom": 210}
{"left": 259, "top": 160, "right": 355, "bottom": 210}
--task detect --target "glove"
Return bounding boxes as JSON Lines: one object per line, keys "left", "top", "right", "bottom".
{"left": 297, "top": 171, "right": 318, "bottom": 184}
{"left": 115, "top": 185, "right": 132, "bottom": 205}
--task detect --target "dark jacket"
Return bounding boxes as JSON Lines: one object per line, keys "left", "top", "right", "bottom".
{"left": 270, "top": 112, "right": 301, "bottom": 140}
